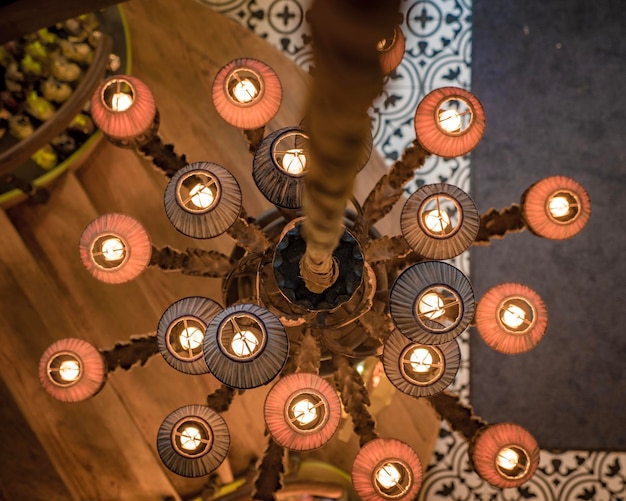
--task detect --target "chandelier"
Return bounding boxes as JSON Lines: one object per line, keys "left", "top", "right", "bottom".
{"left": 37, "top": 2, "right": 591, "bottom": 499}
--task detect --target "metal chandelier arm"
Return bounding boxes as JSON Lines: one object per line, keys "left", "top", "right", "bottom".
{"left": 473, "top": 203, "right": 527, "bottom": 245}
{"left": 101, "top": 333, "right": 159, "bottom": 373}
{"left": 300, "top": 0, "right": 401, "bottom": 293}
{"left": 362, "top": 140, "right": 430, "bottom": 226}
{"left": 148, "top": 244, "right": 236, "bottom": 278}
{"left": 427, "top": 390, "right": 488, "bottom": 443}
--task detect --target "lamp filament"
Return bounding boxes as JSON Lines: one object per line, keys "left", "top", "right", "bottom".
{"left": 423, "top": 208, "right": 451, "bottom": 234}
{"left": 281, "top": 148, "right": 306, "bottom": 174}
{"left": 409, "top": 348, "right": 434, "bottom": 373}
{"left": 438, "top": 109, "right": 463, "bottom": 133}
{"left": 100, "top": 237, "right": 125, "bottom": 262}
{"left": 232, "top": 79, "right": 258, "bottom": 103}
{"left": 418, "top": 292, "right": 446, "bottom": 320}
{"left": 179, "top": 426, "right": 202, "bottom": 451}
{"left": 58, "top": 359, "right": 81, "bottom": 382}
{"left": 501, "top": 304, "right": 526, "bottom": 329}
{"left": 291, "top": 398, "right": 318, "bottom": 426}
{"left": 376, "top": 462, "right": 402, "bottom": 489}
{"left": 231, "top": 329, "right": 259, "bottom": 358}
{"left": 179, "top": 326, "right": 204, "bottom": 351}
{"left": 189, "top": 183, "right": 215, "bottom": 209}
{"left": 110, "top": 92, "right": 133, "bottom": 112}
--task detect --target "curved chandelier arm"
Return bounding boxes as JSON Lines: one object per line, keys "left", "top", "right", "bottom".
{"left": 427, "top": 390, "right": 488, "bottom": 442}
{"left": 137, "top": 132, "right": 188, "bottom": 178}
{"left": 295, "top": 330, "right": 321, "bottom": 374}
{"left": 362, "top": 140, "right": 430, "bottom": 226}
{"left": 243, "top": 127, "right": 266, "bottom": 155}
{"left": 102, "top": 333, "right": 159, "bottom": 372}
{"left": 252, "top": 436, "right": 285, "bottom": 501}
{"left": 149, "top": 245, "right": 235, "bottom": 278}
{"left": 206, "top": 384, "right": 239, "bottom": 413}
{"left": 226, "top": 217, "right": 273, "bottom": 255}
{"left": 364, "top": 235, "right": 412, "bottom": 265}
{"left": 473, "top": 204, "right": 526, "bottom": 245}
{"left": 332, "top": 354, "right": 379, "bottom": 447}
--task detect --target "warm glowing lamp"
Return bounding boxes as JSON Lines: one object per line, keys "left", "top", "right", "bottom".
{"left": 212, "top": 58, "right": 282, "bottom": 130}
{"left": 91, "top": 75, "right": 157, "bottom": 143}
{"left": 475, "top": 283, "right": 548, "bottom": 354}
{"left": 157, "top": 405, "right": 230, "bottom": 478}
{"left": 79, "top": 213, "right": 152, "bottom": 284}
{"left": 383, "top": 330, "right": 460, "bottom": 397}
{"left": 264, "top": 373, "right": 341, "bottom": 451}
{"left": 39, "top": 338, "right": 106, "bottom": 402}
{"left": 401, "top": 183, "right": 479, "bottom": 260}
{"left": 522, "top": 176, "right": 591, "bottom": 240}
{"left": 351, "top": 438, "right": 422, "bottom": 500}
{"left": 253, "top": 126, "right": 309, "bottom": 209}
{"left": 390, "top": 261, "right": 475, "bottom": 345}
{"left": 378, "top": 25, "right": 406, "bottom": 75}
{"left": 470, "top": 423, "right": 540, "bottom": 488}
{"left": 204, "top": 304, "right": 289, "bottom": 389}
{"left": 414, "top": 86, "right": 485, "bottom": 158}
{"left": 157, "top": 296, "right": 223, "bottom": 375}
{"left": 164, "top": 162, "right": 242, "bottom": 239}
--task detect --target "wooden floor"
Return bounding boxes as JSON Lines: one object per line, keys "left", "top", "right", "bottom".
{"left": 0, "top": 0, "right": 440, "bottom": 499}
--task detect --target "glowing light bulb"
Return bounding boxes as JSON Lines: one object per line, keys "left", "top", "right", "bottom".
{"left": 501, "top": 304, "right": 526, "bottom": 329}
{"left": 180, "top": 326, "right": 204, "bottom": 350}
{"left": 281, "top": 149, "right": 306, "bottom": 174}
{"left": 59, "top": 360, "right": 80, "bottom": 382}
{"left": 189, "top": 183, "right": 215, "bottom": 209}
{"left": 409, "top": 348, "right": 434, "bottom": 373}
{"left": 232, "top": 79, "right": 258, "bottom": 103}
{"left": 423, "top": 208, "right": 451, "bottom": 233}
{"left": 418, "top": 292, "right": 446, "bottom": 320}
{"left": 101, "top": 237, "right": 125, "bottom": 262}
{"left": 438, "top": 109, "right": 462, "bottom": 133}
{"left": 231, "top": 330, "right": 259, "bottom": 357}
{"left": 180, "top": 426, "right": 202, "bottom": 451}
{"left": 376, "top": 463, "right": 402, "bottom": 489}
{"left": 548, "top": 196, "right": 571, "bottom": 218}
{"left": 497, "top": 447, "right": 520, "bottom": 472}
{"left": 111, "top": 92, "right": 133, "bottom": 112}
{"left": 292, "top": 398, "right": 317, "bottom": 426}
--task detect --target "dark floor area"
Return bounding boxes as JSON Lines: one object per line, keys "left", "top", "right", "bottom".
{"left": 470, "top": 0, "right": 626, "bottom": 451}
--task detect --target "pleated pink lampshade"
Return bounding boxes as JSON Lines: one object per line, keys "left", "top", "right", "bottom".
{"left": 352, "top": 438, "right": 423, "bottom": 500}
{"left": 476, "top": 282, "right": 548, "bottom": 354}
{"left": 471, "top": 422, "right": 540, "bottom": 489}
{"left": 212, "top": 58, "right": 282, "bottom": 130}
{"left": 414, "top": 86, "right": 486, "bottom": 158}
{"left": 91, "top": 75, "right": 157, "bottom": 141}
{"left": 79, "top": 213, "right": 152, "bottom": 284}
{"left": 378, "top": 25, "right": 405, "bottom": 75}
{"left": 522, "top": 175, "right": 591, "bottom": 240}
{"left": 39, "top": 338, "right": 106, "bottom": 402}
{"left": 264, "top": 372, "right": 341, "bottom": 451}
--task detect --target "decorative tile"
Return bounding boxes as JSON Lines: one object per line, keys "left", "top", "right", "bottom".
{"left": 193, "top": 0, "right": 626, "bottom": 498}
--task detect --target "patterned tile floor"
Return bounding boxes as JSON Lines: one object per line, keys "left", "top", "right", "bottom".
{"left": 196, "top": 1, "right": 625, "bottom": 499}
